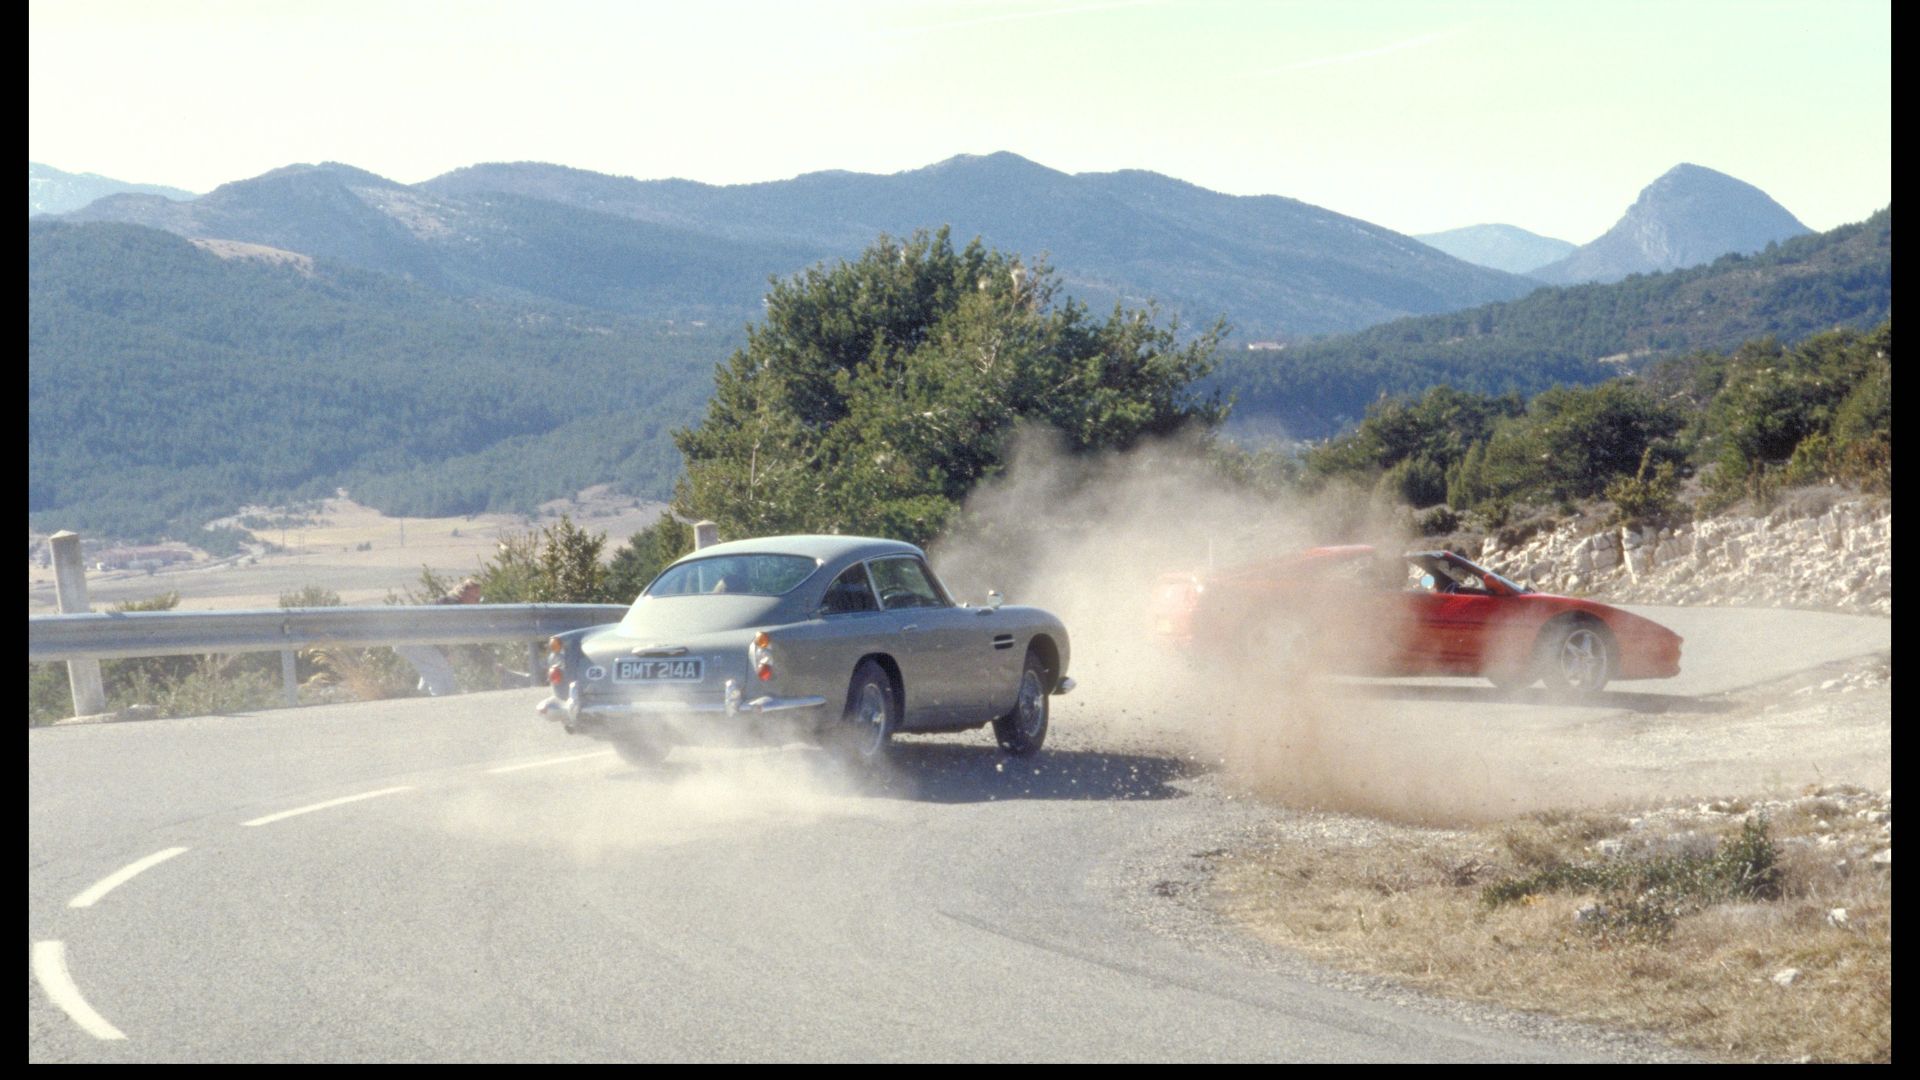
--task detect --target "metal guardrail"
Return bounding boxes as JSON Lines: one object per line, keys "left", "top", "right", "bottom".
{"left": 30, "top": 603, "right": 630, "bottom": 715}
{"left": 28, "top": 604, "right": 629, "bottom": 663}
{"left": 33, "top": 525, "right": 717, "bottom": 719}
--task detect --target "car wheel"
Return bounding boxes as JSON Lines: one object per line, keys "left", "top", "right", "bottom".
{"left": 1539, "top": 620, "right": 1613, "bottom": 696}
{"left": 611, "top": 731, "right": 667, "bottom": 766}
{"left": 992, "top": 652, "right": 1049, "bottom": 757}
{"left": 838, "top": 659, "right": 898, "bottom": 763}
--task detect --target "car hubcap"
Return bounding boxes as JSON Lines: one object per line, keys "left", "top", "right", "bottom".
{"left": 1560, "top": 629, "right": 1606, "bottom": 688}
{"left": 856, "top": 682, "right": 888, "bottom": 753}
{"left": 1017, "top": 671, "right": 1044, "bottom": 738}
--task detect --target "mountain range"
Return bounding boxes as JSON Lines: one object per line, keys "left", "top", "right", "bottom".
{"left": 31, "top": 151, "right": 1883, "bottom": 542}
{"left": 1529, "top": 163, "right": 1810, "bottom": 284}
{"left": 57, "top": 152, "right": 1537, "bottom": 338}
{"left": 1219, "top": 207, "right": 1891, "bottom": 437}
{"left": 29, "top": 162, "right": 195, "bottom": 216}
{"left": 1414, "top": 224, "right": 1576, "bottom": 275}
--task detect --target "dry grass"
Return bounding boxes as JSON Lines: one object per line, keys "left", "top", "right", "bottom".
{"left": 1213, "top": 796, "right": 1892, "bottom": 1062}
{"left": 27, "top": 491, "right": 669, "bottom": 613}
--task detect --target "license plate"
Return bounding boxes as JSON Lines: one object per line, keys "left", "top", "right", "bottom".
{"left": 615, "top": 658, "right": 704, "bottom": 682}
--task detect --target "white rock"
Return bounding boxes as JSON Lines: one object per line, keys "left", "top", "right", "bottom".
{"left": 1827, "top": 908, "right": 1850, "bottom": 928}
{"left": 1772, "top": 968, "right": 1802, "bottom": 987}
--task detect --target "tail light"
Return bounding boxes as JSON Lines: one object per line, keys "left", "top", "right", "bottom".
{"left": 548, "top": 663, "right": 564, "bottom": 686}
{"left": 751, "top": 631, "right": 773, "bottom": 681}
{"left": 547, "top": 636, "right": 563, "bottom": 655}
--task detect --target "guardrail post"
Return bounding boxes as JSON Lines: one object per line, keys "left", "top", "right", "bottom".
{"left": 693, "top": 521, "right": 718, "bottom": 550}
{"left": 49, "top": 531, "right": 108, "bottom": 717}
{"left": 529, "top": 642, "right": 545, "bottom": 687}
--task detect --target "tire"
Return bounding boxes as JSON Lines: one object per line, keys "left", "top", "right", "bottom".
{"left": 1539, "top": 619, "right": 1614, "bottom": 696}
{"left": 837, "top": 659, "right": 898, "bottom": 763}
{"left": 992, "top": 651, "right": 1050, "bottom": 757}
{"left": 611, "top": 731, "right": 667, "bottom": 766}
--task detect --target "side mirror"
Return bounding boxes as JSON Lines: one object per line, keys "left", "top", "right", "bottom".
{"left": 985, "top": 590, "right": 1004, "bottom": 611}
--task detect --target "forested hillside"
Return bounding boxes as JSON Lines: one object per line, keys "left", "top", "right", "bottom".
{"left": 1217, "top": 208, "right": 1892, "bottom": 438}
{"left": 29, "top": 221, "right": 733, "bottom": 541}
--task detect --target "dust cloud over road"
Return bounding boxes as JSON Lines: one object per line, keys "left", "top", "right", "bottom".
{"left": 928, "top": 431, "right": 1891, "bottom": 825}
{"left": 436, "top": 743, "right": 896, "bottom": 864}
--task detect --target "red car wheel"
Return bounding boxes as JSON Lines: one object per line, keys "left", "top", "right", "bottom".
{"left": 1540, "top": 620, "right": 1614, "bottom": 695}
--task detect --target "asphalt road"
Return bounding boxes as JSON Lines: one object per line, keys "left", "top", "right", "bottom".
{"left": 28, "top": 606, "right": 1890, "bottom": 1062}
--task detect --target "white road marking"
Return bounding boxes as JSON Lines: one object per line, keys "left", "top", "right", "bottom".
{"left": 68, "top": 847, "right": 190, "bottom": 909}
{"left": 32, "top": 941, "right": 127, "bottom": 1041}
{"left": 241, "top": 785, "right": 415, "bottom": 827}
{"left": 485, "top": 749, "right": 617, "bottom": 774}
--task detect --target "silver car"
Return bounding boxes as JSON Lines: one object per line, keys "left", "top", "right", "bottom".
{"left": 536, "top": 535, "right": 1074, "bottom": 764}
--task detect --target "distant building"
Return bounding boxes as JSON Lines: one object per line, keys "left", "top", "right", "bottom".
{"left": 1246, "top": 341, "right": 1288, "bottom": 352}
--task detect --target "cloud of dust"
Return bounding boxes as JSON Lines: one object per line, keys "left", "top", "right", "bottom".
{"left": 928, "top": 428, "right": 1642, "bottom": 826}
{"left": 434, "top": 741, "right": 892, "bottom": 865}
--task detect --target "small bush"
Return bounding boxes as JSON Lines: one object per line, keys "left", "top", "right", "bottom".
{"left": 1483, "top": 817, "right": 1781, "bottom": 942}
{"left": 1606, "top": 447, "right": 1681, "bottom": 525}
{"left": 1376, "top": 456, "right": 1448, "bottom": 508}
{"left": 1415, "top": 505, "right": 1460, "bottom": 536}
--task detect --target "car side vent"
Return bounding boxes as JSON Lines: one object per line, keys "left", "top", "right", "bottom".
{"left": 992, "top": 634, "right": 1016, "bottom": 651}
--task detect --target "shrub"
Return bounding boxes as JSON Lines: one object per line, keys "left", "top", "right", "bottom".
{"left": 1483, "top": 817, "right": 1781, "bottom": 942}
{"left": 1606, "top": 447, "right": 1682, "bottom": 524}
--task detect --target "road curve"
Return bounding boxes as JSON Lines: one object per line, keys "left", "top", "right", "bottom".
{"left": 29, "top": 606, "right": 1888, "bottom": 1061}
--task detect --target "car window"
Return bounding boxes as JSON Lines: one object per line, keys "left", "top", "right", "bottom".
{"left": 1405, "top": 557, "right": 1488, "bottom": 596}
{"left": 819, "top": 563, "right": 879, "bottom": 615}
{"left": 868, "top": 556, "right": 948, "bottom": 611}
{"left": 646, "top": 554, "right": 818, "bottom": 597}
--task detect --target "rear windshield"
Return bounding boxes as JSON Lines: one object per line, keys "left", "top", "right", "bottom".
{"left": 645, "top": 554, "right": 818, "bottom": 598}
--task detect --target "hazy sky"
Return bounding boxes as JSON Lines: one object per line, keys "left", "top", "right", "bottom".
{"left": 28, "top": 0, "right": 1890, "bottom": 243}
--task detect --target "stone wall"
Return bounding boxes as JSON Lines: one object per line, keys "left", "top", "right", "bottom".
{"left": 1475, "top": 497, "right": 1892, "bottom": 615}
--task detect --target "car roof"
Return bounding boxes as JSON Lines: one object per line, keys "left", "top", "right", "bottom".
{"left": 669, "top": 534, "right": 924, "bottom": 566}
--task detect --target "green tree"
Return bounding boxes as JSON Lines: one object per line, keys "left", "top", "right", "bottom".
{"left": 1480, "top": 381, "right": 1684, "bottom": 503}
{"left": 1309, "top": 385, "right": 1521, "bottom": 481}
{"left": 536, "top": 515, "right": 611, "bottom": 603}
{"left": 474, "top": 515, "right": 615, "bottom": 603}
{"left": 607, "top": 515, "right": 694, "bottom": 601}
{"left": 1605, "top": 447, "right": 1682, "bottom": 525}
{"left": 672, "top": 229, "right": 1225, "bottom": 545}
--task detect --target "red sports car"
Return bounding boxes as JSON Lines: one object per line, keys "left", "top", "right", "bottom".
{"left": 1151, "top": 545, "right": 1681, "bottom": 694}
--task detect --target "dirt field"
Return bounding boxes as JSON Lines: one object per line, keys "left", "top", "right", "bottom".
{"left": 27, "top": 490, "right": 670, "bottom": 613}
